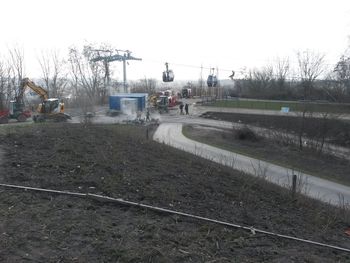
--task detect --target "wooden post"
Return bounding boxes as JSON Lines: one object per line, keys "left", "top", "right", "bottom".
{"left": 146, "top": 127, "right": 149, "bottom": 140}
{"left": 292, "top": 174, "right": 297, "bottom": 198}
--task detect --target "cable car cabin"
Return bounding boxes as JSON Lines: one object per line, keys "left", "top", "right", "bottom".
{"left": 207, "top": 75, "right": 218, "bottom": 87}
{"left": 162, "top": 70, "right": 174, "bottom": 82}
{"left": 162, "top": 62, "right": 174, "bottom": 82}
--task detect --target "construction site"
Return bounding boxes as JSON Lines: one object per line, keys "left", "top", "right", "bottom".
{"left": 0, "top": 48, "right": 350, "bottom": 262}
{"left": 1, "top": 0, "right": 350, "bottom": 258}
{"left": 0, "top": 119, "right": 349, "bottom": 261}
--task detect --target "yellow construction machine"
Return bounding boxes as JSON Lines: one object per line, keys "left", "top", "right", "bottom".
{"left": 21, "top": 78, "right": 71, "bottom": 122}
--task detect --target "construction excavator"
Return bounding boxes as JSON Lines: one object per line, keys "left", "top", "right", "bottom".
{"left": 149, "top": 94, "right": 168, "bottom": 113}
{"left": 149, "top": 90, "right": 178, "bottom": 113}
{"left": 0, "top": 78, "right": 70, "bottom": 123}
{"left": 21, "top": 78, "right": 71, "bottom": 122}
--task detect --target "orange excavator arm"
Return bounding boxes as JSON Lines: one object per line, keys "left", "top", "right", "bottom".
{"left": 20, "top": 78, "right": 49, "bottom": 101}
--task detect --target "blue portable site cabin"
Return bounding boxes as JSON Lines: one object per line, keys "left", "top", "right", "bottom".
{"left": 109, "top": 93, "right": 148, "bottom": 112}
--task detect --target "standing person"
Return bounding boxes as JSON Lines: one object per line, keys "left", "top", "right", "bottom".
{"left": 146, "top": 108, "right": 150, "bottom": 121}
{"left": 179, "top": 103, "right": 184, "bottom": 115}
{"left": 185, "top": 103, "right": 189, "bottom": 115}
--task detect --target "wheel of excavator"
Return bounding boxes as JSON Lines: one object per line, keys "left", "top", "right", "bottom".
{"left": 0, "top": 116, "right": 9, "bottom": 124}
{"left": 17, "top": 114, "right": 27, "bottom": 122}
{"left": 33, "top": 115, "right": 45, "bottom": 122}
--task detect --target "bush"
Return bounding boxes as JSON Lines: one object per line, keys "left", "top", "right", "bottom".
{"left": 234, "top": 127, "right": 260, "bottom": 142}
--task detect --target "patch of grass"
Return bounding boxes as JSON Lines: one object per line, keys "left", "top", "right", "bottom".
{"left": 183, "top": 124, "right": 350, "bottom": 186}
{"left": 210, "top": 100, "right": 350, "bottom": 114}
{"left": 201, "top": 112, "right": 350, "bottom": 147}
{"left": 0, "top": 122, "right": 34, "bottom": 135}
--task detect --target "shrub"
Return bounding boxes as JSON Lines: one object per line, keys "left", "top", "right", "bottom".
{"left": 234, "top": 127, "right": 260, "bottom": 142}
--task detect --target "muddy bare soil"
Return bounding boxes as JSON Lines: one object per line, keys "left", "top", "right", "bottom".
{"left": 0, "top": 124, "right": 349, "bottom": 262}
{"left": 201, "top": 112, "right": 350, "bottom": 147}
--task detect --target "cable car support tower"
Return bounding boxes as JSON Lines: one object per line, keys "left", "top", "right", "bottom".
{"left": 91, "top": 49, "right": 142, "bottom": 93}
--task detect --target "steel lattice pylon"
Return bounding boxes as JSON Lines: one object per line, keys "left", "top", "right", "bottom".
{"left": 91, "top": 49, "right": 142, "bottom": 93}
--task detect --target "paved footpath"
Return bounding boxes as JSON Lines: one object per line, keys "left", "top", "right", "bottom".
{"left": 153, "top": 122, "right": 350, "bottom": 206}
{"left": 159, "top": 114, "right": 350, "bottom": 161}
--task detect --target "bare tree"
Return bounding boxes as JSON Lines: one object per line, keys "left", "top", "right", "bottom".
{"left": 316, "top": 112, "right": 332, "bottom": 153}
{"left": 297, "top": 50, "right": 325, "bottom": 99}
{"left": 8, "top": 47, "right": 25, "bottom": 98}
{"left": 68, "top": 45, "right": 106, "bottom": 105}
{"left": 296, "top": 50, "right": 325, "bottom": 150}
{"left": 334, "top": 55, "right": 350, "bottom": 82}
{"left": 334, "top": 55, "right": 350, "bottom": 100}
{"left": 38, "top": 50, "right": 68, "bottom": 98}
{"left": 245, "top": 65, "right": 274, "bottom": 98}
{"left": 130, "top": 77, "right": 157, "bottom": 94}
{"left": 0, "top": 59, "right": 7, "bottom": 110}
{"left": 275, "top": 57, "right": 290, "bottom": 81}
{"left": 274, "top": 57, "right": 290, "bottom": 93}
{"left": 0, "top": 47, "right": 25, "bottom": 109}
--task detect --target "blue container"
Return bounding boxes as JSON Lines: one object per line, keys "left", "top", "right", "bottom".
{"left": 109, "top": 93, "right": 148, "bottom": 111}
{"left": 109, "top": 96, "right": 121, "bottom": 110}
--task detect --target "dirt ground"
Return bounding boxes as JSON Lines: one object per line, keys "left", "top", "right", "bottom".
{"left": 201, "top": 112, "right": 350, "bottom": 148}
{"left": 0, "top": 123, "right": 350, "bottom": 262}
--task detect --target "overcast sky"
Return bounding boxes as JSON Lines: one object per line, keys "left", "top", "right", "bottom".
{"left": 1, "top": 0, "right": 350, "bottom": 81}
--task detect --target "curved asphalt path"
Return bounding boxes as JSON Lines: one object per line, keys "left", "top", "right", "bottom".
{"left": 153, "top": 122, "right": 350, "bottom": 206}
{"left": 160, "top": 114, "right": 350, "bottom": 160}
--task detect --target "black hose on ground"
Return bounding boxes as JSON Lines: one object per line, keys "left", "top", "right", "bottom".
{"left": 0, "top": 182, "right": 349, "bottom": 253}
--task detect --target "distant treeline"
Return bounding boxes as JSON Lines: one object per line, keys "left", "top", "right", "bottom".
{"left": 229, "top": 78, "right": 350, "bottom": 102}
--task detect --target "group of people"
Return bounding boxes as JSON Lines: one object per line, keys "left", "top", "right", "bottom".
{"left": 179, "top": 103, "right": 189, "bottom": 115}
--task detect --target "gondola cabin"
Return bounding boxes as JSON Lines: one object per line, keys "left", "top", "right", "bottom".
{"left": 207, "top": 75, "right": 218, "bottom": 87}
{"left": 162, "top": 62, "right": 174, "bottom": 82}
